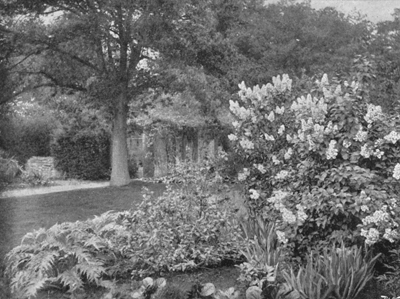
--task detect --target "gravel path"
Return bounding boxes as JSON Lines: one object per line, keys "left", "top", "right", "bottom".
{"left": 0, "top": 181, "right": 110, "bottom": 198}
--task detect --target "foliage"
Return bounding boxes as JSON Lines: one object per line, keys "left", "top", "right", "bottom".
{"left": 228, "top": 73, "right": 400, "bottom": 256}
{"left": 237, "top": 217, "right": 282, "bottom": 289}
{"left": 377, "top": 245, "right": 400, "bottom": 298}
{"left": 5, "top": 162, "right": 244, "bottom": 297}
{"left": 0, "top": 103, "right": 55, "bottom": 163}
{"left": 51, "top": 130, "right": 111, "bottom": 180}
{"left": 19, "top": 169, "right": 51, "bottom": 187}
{"left": 0, "top": 155, "right": 20, "bottom": 185}
{"left": 4, "top": 211, "right": 124, "bottom": 298}
{"left": 123, "top": 164, "right": 244, "bottom": 278}
{"left": 281, "top": 243, "right": 379, "bottom": 299}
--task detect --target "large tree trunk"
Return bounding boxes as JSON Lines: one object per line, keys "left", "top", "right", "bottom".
{"left": 110, "top": 92, "right": 130, "bottom": 186}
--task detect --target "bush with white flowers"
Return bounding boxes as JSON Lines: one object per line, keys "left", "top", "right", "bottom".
{"left": 229, "top": 74, "right": 400, "bottom": 254}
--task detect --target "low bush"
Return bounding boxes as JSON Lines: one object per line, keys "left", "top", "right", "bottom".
{"left": 5, "top": 161, "right": 244, "bottom": 298}
{"left": 51, "top": 131, "right": 111, "bottom": 180}
{"left": 0, "top": 112, "right": 54, "bottom": 164}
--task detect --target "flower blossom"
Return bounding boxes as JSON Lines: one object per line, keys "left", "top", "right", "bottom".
{"left": 361, "top": 228, "right": 380, "bottom": 245}
{"left": 278, "top": 125, "right": 285, "bottom": 135}
{"left": 326, "top": 140, "right": 338, "bottom": 160}
{"left": 360, "top": 144, "right": 373, "bottom": 158}
{"left": 354, "top": 128, "right": 368, "bottom": 142}
{"left": 255, "top": 164, "right": 266, "bottom": 174}
{"left": 281, "top": 208, "right": 297, "bottom": 224}
{"left": 239, "top": 138, "right": 254, "bottom": 150}
{"left": 384, "top": 131, "right": 400, "bottom": 144}
{"left": 393, "top": 163, "right": 400, "bottom": 180}
{"left": 249, "top": 189, "right": 260, "bottom": 200}
{"left": 275, "top": 106, "right": 285, "bottom": 115}
{"left": 228, "top": 134, "right": 238, "bottom": 141}
{"left": 343, "top": 140, "right": 351, "bottom": 148}
{"left": 373, "top": 149, "right": 384, "bottom": 159}
{"left": 364, "top": 104, "right": 383, "bottom": 125}
{"left": 238, "top": 168, "right": 250, "bottom": 181}
{"left": 264, "top": 133, "right": 275, "bottom": 141}
{"left": 275, "top": 170, "right": 289, "bottom": 180}
{"left": 267, "top": 111, "right": 275, "bottom": 122}
{"left": 383, "top": 228, "right": 398, "bottom": 243}
{"left": 362, "top": 209, "right": 389, "bottom": 225}
{"left": 276, "top": 230, "right": 288, "bottom": 244}
{"left": 284, "top": 148, "right": 293, "bottom": 160}
{"left": 271, "top": 155, "right": 281, "bottom": 165}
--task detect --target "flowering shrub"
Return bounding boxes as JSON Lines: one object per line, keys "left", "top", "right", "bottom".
{"left": 229, "top": 74, "right": 400, "bottom": 253}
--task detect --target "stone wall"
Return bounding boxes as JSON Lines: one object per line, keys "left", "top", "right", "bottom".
{"left": 25, "top": 156, "right": 62, "bottom": 179}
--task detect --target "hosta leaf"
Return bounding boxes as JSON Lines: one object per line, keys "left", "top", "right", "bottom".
{"left": 200, "top": 282, "right": 216, "bottom": 296}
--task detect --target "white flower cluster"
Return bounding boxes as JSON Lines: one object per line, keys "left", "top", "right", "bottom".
{"left": 264, "top": 133, "right": 275, "bottom": 141}
{"left": 373, "top": 149, "right": 384, "bottom": 159}
{"left": 383, "top": 228, "right": 398, "bottom": 243}
{"left": 364, "top": 104, "right": 383, "bottom": 126}
{"left": 296, "top": 204, "right": 308, "bottom": 222}
{"left": 275, "top": 170, "right": 289, "bottom": 180}
{"left": 267, "top": 190, "right": 289, "bottom": 207}
{"left": 276, "top": 230, "right": 288, "bottom": 244}
{"left": 326, "top": 140, "right": 338, "bottom": 160}
{"left": 343, "top": 140, "right": 352, "bottom": 148}
{"left": 360, "top": 144, "right": 373, "bottom": 158}
{"left": 393, "top": 163, "right": 400, "bottom": 180}
{"left": 312, "top": 124, "right": 325, "bottom": 142}
{"left": 361, "top": 205, "right": 369, "bottom": 212}
{"left": 354, "top": 128, "right": 368, "bottom": 142}
{"left": 239, "top": 138, "right": 254, "bottom": 150}
{"left": 281, "top": 207, "right": 297, "bottom": 224}
{"left": 301, "top": 118, "right": 314, "bottom": 131}
{"left": 229, "top": 100, "right": 251, "bottom": 120}
{"left": 275, "top": 106, "right": 285, "bottom": 115}
{"left": 362, "top": 209, "right": 389, "bottom": 226}
{"left": 255, "top": 163, "right": 266, "bottom": 174}
{"left": 291, "top": 94, "right": 328, "bottom": 123}
{"left": 272, "top": 74, "right": 292, "bottom": 93}
{"left": 360, "top": 228, "right": 380, "bottom": 245}
{"left": 384, "top": 131, "right": 400, "bottom": 144}
{"left": 271, "top": 155, "right": 281, "bottom": 165}
{"left": 278, "top": 125, "right": 285, "bottom": 135}
{"left": 266, "top": 111, "right": 275, "bottom": 122}
{"left": 238, "top": 168, "right": 250, "bottom": 181}
{"left": 249, "top": 189, "right": 260, "bottom": 200}
{"left": 228, "top": 134, "right": 238, "bottom": 141}
{"left": 284, "top": 148, "right": 293, "bottom": 160}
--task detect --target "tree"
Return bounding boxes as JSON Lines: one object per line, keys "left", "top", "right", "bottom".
{"left": 1, "top": 0, "right": 220, "bottom": 186}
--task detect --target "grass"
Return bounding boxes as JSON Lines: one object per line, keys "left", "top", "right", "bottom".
{"left": 0, "top": 180, "right": 394, "bottom": 299}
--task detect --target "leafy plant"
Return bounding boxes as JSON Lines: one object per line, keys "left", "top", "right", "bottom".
{"left": 377, "top": 247, "right": 400, "bottom": 299}
{"left": 5, "top": 211, "right": 127, "bottom": 298}
{"left": 281, "top": 243, "right": 379, "bottom": 299}
{"left": 237, "top": 216, "right": 282, "bottom": 288}
{"left": 228, "top": 73, "right": 400, "bottom": 255}
{"left": 131, "top": 277, "right": 167, "bottom": 299}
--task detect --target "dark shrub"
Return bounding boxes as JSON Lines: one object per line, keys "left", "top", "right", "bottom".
{"left": 51, "top": 131, "right": 110, "bottom": 180}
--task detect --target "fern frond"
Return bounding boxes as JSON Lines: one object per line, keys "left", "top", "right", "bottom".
{"left": 56, "top": 267, "right": 84, "bottom": 293}
{"left": 76, "top": 260, "right": 105, "bottom": 284}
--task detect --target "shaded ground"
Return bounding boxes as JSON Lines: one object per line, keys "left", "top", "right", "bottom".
{"left": 0, "top": 180, "right": 165, "bottom": 260}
